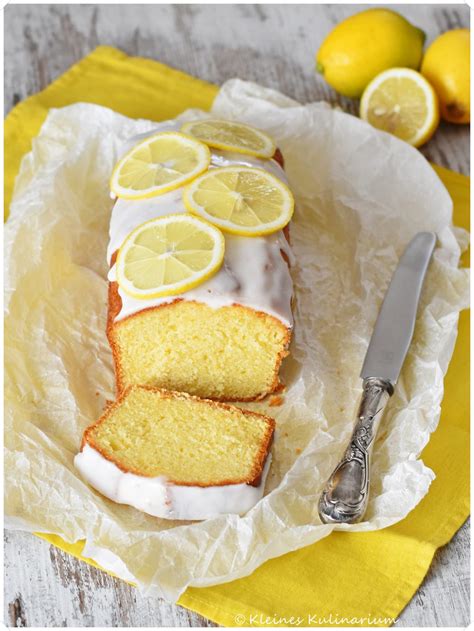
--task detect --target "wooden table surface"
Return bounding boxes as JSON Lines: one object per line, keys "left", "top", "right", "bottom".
{"left": 5, "top": 4, "right": 470, "bottom": 627}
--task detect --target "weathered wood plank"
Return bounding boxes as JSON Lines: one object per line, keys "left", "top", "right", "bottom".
{"left": 396, "top": 519, "right": 470, "bottom": 627}
{"left": 5, "top": 4, "right": 470, "bottom": 628}
{"left": 4, "top": 4, "right": 470, "bottom": 174}
{"left": 4, "top": 530, "right": 217, "bottom": 628}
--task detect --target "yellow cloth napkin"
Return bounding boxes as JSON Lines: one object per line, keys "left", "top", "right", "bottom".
{"left": 6, "top": 46, "right": 469, "bottom": 626}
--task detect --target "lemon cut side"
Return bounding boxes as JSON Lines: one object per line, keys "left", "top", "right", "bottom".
{"left": 181, "top": 119, "right": 276, "bottom": 159}
{"left": 183, "top": 166, "right": 294, "bottom": 237}
{"left": 360, "top": 68, "right": 439, "bottom": 147}
{"left": 116, "top": 214, "right": 225, "bottom": 299}
{"left": 111, "top": 132, "right": 211, "bottom": 200}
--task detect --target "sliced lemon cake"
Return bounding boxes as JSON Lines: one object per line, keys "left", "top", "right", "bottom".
{"left": 107, "top": 118, "right": 294, "bottom": 401}
{"left": 74, "top": 385, "right": 275, "bottom": 520}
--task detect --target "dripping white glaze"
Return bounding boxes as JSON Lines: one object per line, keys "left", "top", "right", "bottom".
{"left": 74, "top": 444, "right": 272, "bottom": 520}
{"left": 108, "top": 120, "right": 295, "bottom": 327}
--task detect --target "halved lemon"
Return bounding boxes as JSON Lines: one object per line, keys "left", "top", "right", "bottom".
{"left": 360, "top": 68, "right": 440, "bottom": 147}
{"left": 181, "top": 119, "right": 276, "bottom": 159}
{"left": 183, "top": 166, "right": 294, "bottom": 236}
{"left": 116, "top": 214, "right": 225, "bottom": 299}
{"left": 110, "top": 132, "right": 211, "bottom": 200}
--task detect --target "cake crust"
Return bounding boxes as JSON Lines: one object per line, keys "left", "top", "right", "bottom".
{"left": 81, "top": 385, "right": 275, "bottom": 488}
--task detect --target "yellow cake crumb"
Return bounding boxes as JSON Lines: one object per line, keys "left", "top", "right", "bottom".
{"left": 109, "top": 299, "right": 290, "bottom": 401}
{"left": 84, "top": 385, "right": 275, "bottom": 487}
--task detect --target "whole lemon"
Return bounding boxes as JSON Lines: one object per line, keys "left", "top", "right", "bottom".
{"left": 316, "top": 9, "right": 425, "bottom": 98}
{"left": 421, "top": 29, "right": 470, "bottom": 124}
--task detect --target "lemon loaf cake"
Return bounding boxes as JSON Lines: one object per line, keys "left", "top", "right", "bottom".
{"left": 74, "top": 385, "right": 275, "bottom": 520}
{"left": 107, "top": 118, "right": 294, "bottom": 401}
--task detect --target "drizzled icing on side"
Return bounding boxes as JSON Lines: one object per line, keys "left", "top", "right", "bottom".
{"left": 108, "top": 120, "right": 295, "bottom": 327}
{"left": 74, "top": 444, "right": 272, "bottom": 520}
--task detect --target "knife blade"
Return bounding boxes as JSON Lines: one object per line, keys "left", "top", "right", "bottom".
{"left": 361, "top": 231, "right": 436, "bottom": 384}
{"left": 318, "top": 231, "right": 436, "bottom": 524}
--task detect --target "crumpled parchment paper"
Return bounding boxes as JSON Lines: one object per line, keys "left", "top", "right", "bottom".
{"left": 5, "top": 79, "right": 469, "bottom": 601}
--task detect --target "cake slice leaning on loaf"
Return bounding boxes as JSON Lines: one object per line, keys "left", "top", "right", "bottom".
{"left": 106, "top": 118, "right": 294, "bottom": 401}
{"left": 74, "top": 385, "right": 275, "bottom": 520}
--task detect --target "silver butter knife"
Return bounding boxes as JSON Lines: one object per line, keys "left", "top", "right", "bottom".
{"left": 318, "top": 232, "right": 436, "bottom": 524}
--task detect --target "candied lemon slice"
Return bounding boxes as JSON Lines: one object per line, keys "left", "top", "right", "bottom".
{"left": 116, "top": 214, "right": 225, "bottom": 299}
{"left": 111, "top": 132, "right": 211, "bottom": 199}
{"left": 181, "top": 119, "right": 276, "bottom": 158}
{"left": 360, "top": 68, "right": 439, "bottom": 147}
{"left": 183, "top": 166, "right": 294, "bottom": 236}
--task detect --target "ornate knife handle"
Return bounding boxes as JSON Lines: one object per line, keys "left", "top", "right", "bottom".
{"left": 318, "top": 377, "right": 393, "bottom": 524}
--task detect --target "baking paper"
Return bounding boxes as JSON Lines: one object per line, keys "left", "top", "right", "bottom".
{"left": 5, "top": 80, "right": 469, "bottom": 601}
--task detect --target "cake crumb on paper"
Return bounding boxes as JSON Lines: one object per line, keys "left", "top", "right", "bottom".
{"left": 269, "top": 395, "right": 284, "bottom": 407}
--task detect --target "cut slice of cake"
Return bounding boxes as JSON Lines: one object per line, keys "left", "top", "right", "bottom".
{"left": 74, "top": 385, "right": 275, "bottom": 520}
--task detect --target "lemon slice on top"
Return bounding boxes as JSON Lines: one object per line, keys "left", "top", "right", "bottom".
{"left": 360, "top": 68, "right": 440, "bottom": 148}
{"left": 181, "top": 119, "right": 276, "bottom": 159}
{"left": 116, "top": 214, "right": 225, "bottom": 299}
{"left": 183, "top": 166, "right": 294, "bottom": 236}
{"left": 111, "top": 132, "right": 211, "bottom": 200}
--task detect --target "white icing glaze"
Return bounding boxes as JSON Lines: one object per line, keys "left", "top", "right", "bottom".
{"left": 108, "top": 120, "right": 295, "bottom": 327}
{"left": 74, "top": 444, "right": 271, "bottom": 520}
